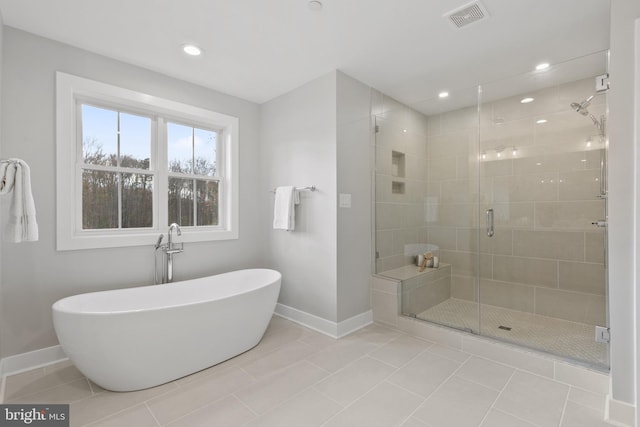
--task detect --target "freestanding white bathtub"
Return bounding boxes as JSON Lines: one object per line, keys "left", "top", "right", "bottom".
{"left": 52, "top": 269, "right": 281, "bottom": 392}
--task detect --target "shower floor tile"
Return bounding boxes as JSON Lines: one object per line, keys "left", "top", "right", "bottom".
{"left": 416, "top": 298, "right": 608, "bottom": 367}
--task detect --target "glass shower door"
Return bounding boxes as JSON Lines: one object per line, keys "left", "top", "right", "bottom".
{"left": 373, "top": 86, "right": 481, "bottom": 334}
{"left": 477, "top": 52, "right": 609, "bottom": 368}
{"left": 416, "top": 88, "right": 482, "bottom": 334}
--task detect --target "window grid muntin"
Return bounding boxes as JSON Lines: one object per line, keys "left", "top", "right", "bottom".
{"left": 79, "top": 101, "right": 156, "bottom": 231}
{"left": 116, "top": 111, "right": 122, "bottom": 228}
{"left": 79, "top": 100, "right": 155, "bottom": 167}
{"left": 77, "top": 102, "right": 224, "bottom": 232}
{"left": 166, "top": 122, "right": 221, "bottom": 172}
{"left": 58, "top": 72, "right": 239, "bottom": 250}
{"left": 166, "top": 120, "right": 221, "bottom": 227}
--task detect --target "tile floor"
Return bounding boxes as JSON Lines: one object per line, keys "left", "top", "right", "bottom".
{"left": 417, "top": 299, "right": 608, "bottom": 367}
{"left": 3, "top": 317, "right": 615, "bottom": 427}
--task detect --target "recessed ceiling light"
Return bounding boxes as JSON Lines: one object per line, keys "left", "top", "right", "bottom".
{"left": 182, "top": 44, "right": 202, "bottom": 56}
{"left": 438, "top": 91, "right": 449, "bottom": 99}
{"left": 520, "top": 97, "right": 535, "bottom": 104}
{"left": 308, "top": 0, "right": 323, "bottom": 11}
{"left": 536, "top": 119, "right": 548, "bottom": 124}
{"left": 536, "top": 62, "right": 550, "bottom": 71}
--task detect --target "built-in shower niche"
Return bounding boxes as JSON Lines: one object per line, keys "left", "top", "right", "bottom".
{"left": 391, "top": 150, "right": 405, "bottom": 194}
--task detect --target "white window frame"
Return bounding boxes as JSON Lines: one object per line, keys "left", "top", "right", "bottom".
{"left": 56, "top": 72, "right": 239, "bottom": 251}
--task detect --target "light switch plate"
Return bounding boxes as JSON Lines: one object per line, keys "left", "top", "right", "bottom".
{"left": 339, "top": 193, "right": 352, "bottom": 208}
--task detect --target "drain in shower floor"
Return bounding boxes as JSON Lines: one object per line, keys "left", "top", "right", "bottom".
{"left": 498, "top": 325, "right": 512, "bottom": 331}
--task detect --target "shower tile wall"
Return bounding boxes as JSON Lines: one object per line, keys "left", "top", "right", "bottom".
{"left": 424, "top": 103, "right": 481, "bottom": 289}
{"left": 425, "top": 77, "right": 606, "bottom": 326}
{"left": 374, "top": 91, "right": 431, "bottom": 273}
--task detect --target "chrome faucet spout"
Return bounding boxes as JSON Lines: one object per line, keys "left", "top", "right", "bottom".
{"left": 169, "top": 223, "right": 182, "bottom": 236}
{"left": 168, "top": 223, "right": 181, "bottom": 247}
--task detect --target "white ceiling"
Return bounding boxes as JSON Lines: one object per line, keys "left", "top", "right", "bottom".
{"left": 0, "top": 0, "right": 610, "bottom": 109}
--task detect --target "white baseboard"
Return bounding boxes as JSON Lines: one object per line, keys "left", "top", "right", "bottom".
{"left": 0, "top": 345, "right": 68, "bottom": 403}
{"left": 274, "top": 303, "right": 372, "bottom": 338}
{"left": 0, "top": 345, "right": 67, "bottom": 378}
{"left": 336, "top": 310, "right": 374, "bottom": 338}
{"left": 607, "top": 397, "right": 636, "bottom": 427}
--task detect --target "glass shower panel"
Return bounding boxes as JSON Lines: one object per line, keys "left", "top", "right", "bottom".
{"left": 477, "top": 52, "right": 609, "bottom": 368}
{"left": 373, "top": 87, "right": 481, "bottom": 334}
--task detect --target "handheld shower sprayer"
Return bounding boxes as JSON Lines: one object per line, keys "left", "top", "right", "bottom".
{"left": 154, "top": 234, "right": 164, "bottom": 285}
{"left": 154, "top": 234, "right": 164, "bottom": 249}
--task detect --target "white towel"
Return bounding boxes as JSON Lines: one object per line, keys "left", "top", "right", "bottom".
{"left": 0, "top": 159, "right": 38, "bottom": 242}
{"left": 273, "top": 186, "right": 298, "bottom": 231}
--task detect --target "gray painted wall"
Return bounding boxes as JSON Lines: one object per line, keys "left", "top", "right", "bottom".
{"left": 0, "top": 27, "right": 265, "bottom": 358}
{"left": 259, "top": 71, "right": 339, "bottom": 322}
{"left": 608, "top": 0, "right": 640, "bottom": 409}
{"left": 259, "top": 70, "right": 375, "bottom": 325}
{"left": 336, "top": 71, "right": 373, "bottom": 322}
{"left": 0, "top": 12, "right": 4, "bottom": 360}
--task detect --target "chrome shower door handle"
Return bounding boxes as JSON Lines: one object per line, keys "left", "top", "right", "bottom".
{"left": 486, "top": 208, "right": 494, "bottom": 237}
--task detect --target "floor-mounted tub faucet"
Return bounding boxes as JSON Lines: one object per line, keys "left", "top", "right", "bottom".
{"left": 165, "top": 223, "right": 183, "bottom": 283}
{"left": 154, "top": 224, "right": 184, "bottom": 284}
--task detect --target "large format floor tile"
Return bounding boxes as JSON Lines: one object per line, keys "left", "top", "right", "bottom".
{"left": 413, "top": 376, "right": 499, "bottom": 427}
{"left": 313, "top": 356, "right": 396, "bottom": 406}
{"left": 1, "top": 316, "right": 615, "bottom": 427}
{"left": 494, "top": 370, "right": 570, "bottom": 427}
{"left": 324, "top": 382, "right": 423, "bottom": 427}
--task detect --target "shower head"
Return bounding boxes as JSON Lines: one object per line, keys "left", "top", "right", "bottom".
{"left": 570, "top": 94, "right": 604, "bottom": 136}
{"left": 571, "top": 95, "right": 594, "bottom": 116}
{"left": 571, "top": 102, "right": 589, "bottom": 116}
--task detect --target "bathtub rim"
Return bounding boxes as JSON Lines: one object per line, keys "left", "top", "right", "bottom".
{"left": 52, "top": 268, "right": 282, "bottom": 315}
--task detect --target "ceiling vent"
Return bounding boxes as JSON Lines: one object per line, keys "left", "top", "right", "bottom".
{"left": 445, "top": 2, "right": 490, "bottom": 29}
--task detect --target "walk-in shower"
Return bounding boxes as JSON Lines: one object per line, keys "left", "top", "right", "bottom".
{"left": 374, "top": 51, "right": 609, "bottom": 369}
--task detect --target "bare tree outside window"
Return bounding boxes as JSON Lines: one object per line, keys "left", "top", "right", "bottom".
{"left": 81, "top": 138, "right": 153, "bottom": 229}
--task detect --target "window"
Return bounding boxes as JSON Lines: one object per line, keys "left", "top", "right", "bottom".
{"left": 81, "top": 105, "right": 154, "bottom": 230}
{"left": 56, "top": 72, "right": 239, "bottom": 250}
{"left": 166, "top": 122, "right": 220, "bottom": 227}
